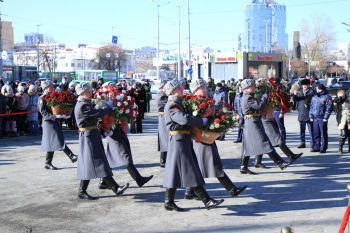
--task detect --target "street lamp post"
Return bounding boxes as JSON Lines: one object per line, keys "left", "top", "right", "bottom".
{"left": 36, "top": 24, "right": 42, "bottom": 72}
{"left": 0, "top": 0, "right": 4, "bottom": 78}
{"left": 187, "top": 0, "right": 191, "bottom": 80}
{"left": 178, "top": 5, "right": 181, "bottom": 80}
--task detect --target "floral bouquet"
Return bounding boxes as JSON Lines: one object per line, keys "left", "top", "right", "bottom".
{"left": 182, "top": 95, "right": 215, "bottom": 117}
{"left": 255, "top": 77, "right": 292, "bottom": 113}
{"left": 110, "top": 90, "right": 139, "bottom": 122}
{"left": 206, "top": 103, "right": 239, "bottom": 133}
{"left": 44, "top": 91, "right": 76, "bottom": 116}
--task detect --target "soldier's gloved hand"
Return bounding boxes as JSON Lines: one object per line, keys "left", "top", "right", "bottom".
{"left": 261, "top": 93, "right": 268, "bottom": 100}
{"left": 323, "top": 119, "right": 328, "bottom": 122}
{"left": 56, "top": 115, "right": 63, "bottom": 119}
{"left": 63, "top": 115, "right": 71, "bottom": 119}
{"left": 310, "top": 118, "right": 314, "bottom": 122}
{"left": 201, "top": 118, "right": 208, "bottom": 125}
{"left": 103, "top": 130, "right": 113, "bottom": 137}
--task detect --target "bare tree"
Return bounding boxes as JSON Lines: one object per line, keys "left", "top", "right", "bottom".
{"left": 96, "top": 45, "right": 128, "bottom": 71}
{"left": 300, "top": 15, "right": 336, "bottom": 62}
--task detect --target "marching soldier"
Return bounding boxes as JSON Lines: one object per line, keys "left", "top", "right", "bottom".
{"left": 163, "top": 79, "right": 224, "bottom": 211}
{"left": 38, "top": 80, "right": 77, "bottom": 170}
{"left": 254, "top": 106, "right": 303, "bottom": 169}
{"left": 239, "top": 79, "right": 290, "bottom": 174}
{"left": 309, "top": 83, "right": 333, "bottom": 153}
{"left": 74, "top": 82, "right": 129, "bottom": 200}
{"left": 101, "top": 123, "right": 154, "bottom": 188}
{"left": 157, "top": 81, "right": 169, "bottom": 167}
{"left": 188, "top": 79, "right": 247, "bottom": 198}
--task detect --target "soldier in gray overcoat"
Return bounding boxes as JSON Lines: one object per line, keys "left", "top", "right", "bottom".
{"left": 157, "top": 82, "right": 169, "bottom": 167}
{"left": 187, "top": 79, "right": 247, "bottom": 199}
{"left": 39, "top": 80, "right": 77, "bottom": 170}
{"left": 100, "top": 123, "right": 153, "bottom": 188}
{"left": 240, "top": 79, "right": 289, "bottom": 175}
{"left": 162, "top": 79, "right": 224, "bottom": 212}
{"left": 74, "top": 82, "right": 129, "bottom": 200}
{"left": 254, "top": 112, "right": 302, "bottom": 168}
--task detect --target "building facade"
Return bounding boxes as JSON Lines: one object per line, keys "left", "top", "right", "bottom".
{"left": 1, "top": 21, "right": 14, "bottom": 51}
{"left": 244, "top": 0, "right": 288, "bottom": 53}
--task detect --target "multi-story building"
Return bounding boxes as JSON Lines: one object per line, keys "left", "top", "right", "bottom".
{"left": 244, "top": 0, "right": 288, "bottom": 53}
{"left": 1, "top": 21, "right": 14, "bottom": 51}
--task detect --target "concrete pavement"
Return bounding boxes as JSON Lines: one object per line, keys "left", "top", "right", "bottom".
{"left": 0, "top": 101, "right": 349, "bottom": 233}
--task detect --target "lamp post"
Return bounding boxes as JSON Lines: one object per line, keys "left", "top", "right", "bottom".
{"left": 187, "top": 0, "right": 191, "bottom": 80}
{"left": 177, "top": 4, "right": 181, "bottom": 80}
{"left": 36, "top": 24, "right": 42, "bottom": 72}
{"left": 0, "top": 0, "right": 4, "bottom": 78}
{"left": 152, "top": 0, "right": 170, "bottom": 81}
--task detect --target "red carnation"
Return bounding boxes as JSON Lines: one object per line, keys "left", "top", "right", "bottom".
{"left": 221, "top": 115, "right": 227, "bottom": 121}
{"left": 199, "top": 102, "right": 207, "bottom": 110}
{"left": 214, "top": 118, "right": 220, "bottom": 124}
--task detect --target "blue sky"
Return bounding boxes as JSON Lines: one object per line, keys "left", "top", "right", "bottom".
{"left": 1, "top": 0, "right": 350, "bottom": 51}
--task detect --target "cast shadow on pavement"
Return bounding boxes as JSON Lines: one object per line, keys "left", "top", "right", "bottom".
{"left": 214, "top": 153, "right": 349, "bottom": 216}
{"left": 0, "top": 159, "right": 16, "bottom": 165}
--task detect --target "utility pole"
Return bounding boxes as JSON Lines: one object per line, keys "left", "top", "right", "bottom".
{"left": 187, "top": 0, "right": 191, "bottom": 80}
{"left": 178, "top": 5, "right": 181, "bottom": 80}
{"left": 36, "top": 24, "right": 42, "bottom": 73}
{"left": 0, "top": 0, "right": 4, "bottom": 78}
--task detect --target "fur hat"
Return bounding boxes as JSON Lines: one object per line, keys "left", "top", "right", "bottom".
{"left": 190, "top": 79, "right": 207, "bottom": 93}
{"left": 163, "top": 79, "right": 181, "bottom": 96}
{"left": 75, "top": 82, "right": 92, "bottom": 95}
{"left": 41, "top": 79, "right": 52, "bottom": 90}
{"left": 300, "top": 78, "right": 311, "bottom": 86}
{"left": 241, "top": 79, "right": 255, "bottom": 90}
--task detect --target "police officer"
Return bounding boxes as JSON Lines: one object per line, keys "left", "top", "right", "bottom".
{"left": 240, "top": 79, "right": 289, "bottom": 174}
{"left": 74, "top": 82, "right": 129, "bottom": 200}
{"left": 157, "top": 81, "right": 169, "bottom": 167}
{"left": 309, "top": 83, "right": 333, "bottom": 153}
{"left": 189, "top": 79, "right": 247, "bottom": 198}
{"left": 102, "top": 123, "right": 154, "bottom": 188}
{"left": 38, "top": 80, "right": 77, "bottom": 170}
{"left": 233, "top": 85, "right": 243, "bottom": 143}
{"left": 163, "top": 79, "right": 224, "bottom": 211}
{"left": 293, "top": 78, "right": 315, "bottom": 149}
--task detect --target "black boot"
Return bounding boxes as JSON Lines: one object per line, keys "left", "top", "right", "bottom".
{"left": 78, "top": 180, "right": 98, "bottom": 200}
{"left": 340, "top": 130, "right": 347, "bottom": 154}
{"left": 254, "top": 154, "right": 269, "bottom": 169}
{"left": 164, "top": 188, "right": 186, "bottom": 212}
{"left": 193, "top": 186, "right": 224, "bottom": 210}
{"left": 267, "top": 150, "right": 289, "bottom": 170}
{"left": 240, "top": 156, "right": 257, "bottom": 175}
{"left": 184, "top": 187, "right": 200, "bottom": 200}
{"left": 127, "top": 164, "right": 153, "bottom": 187}
{"left": 103, "top": 176, "right": 129, "bottom": 196}
{"left": 279, "top": 143, "right": 303, "bottom": 163}
{"left": 217, "top": 172, "right": 247, "bottom": 197}
{"left": 160, "top": 152, "right": 167, "bottom": 168}
{"left": 45, "top": 152, "right": 58, "bottom": 170}
{"left": 98, "top": 178, "right": 110, "bottom": 189}
{"left": 63, "top": 145, "right": 78, "bottom": 163}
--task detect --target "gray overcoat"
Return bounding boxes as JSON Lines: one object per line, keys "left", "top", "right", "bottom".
{"left": 241, "top": 92, "right": 274, "bottom": 157}
{"left": 74, "top": 97, "right": 113, "bottom": 180}
{"left": 38, "top": 95, "right": 65, "bottom": 152}
{"left": 163, "top": 96, "right": 205, "bottom": 188}
{"left": 192, "top": 142, "right": 225, "bottom": 178}
{"left": 106, "top": 125, "right": 133, "bottom": 168}
{"left": 157, "top": 91, "right": 169, "bottom": 152}
{"left": 262, "top": 117, "right": 282, "bottom": 147}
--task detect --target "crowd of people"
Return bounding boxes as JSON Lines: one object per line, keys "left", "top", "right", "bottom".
{"left": 0, "top": 77, "right": 152, "bottom": 138}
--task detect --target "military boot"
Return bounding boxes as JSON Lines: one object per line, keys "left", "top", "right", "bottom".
{"left": 164, "top": 188, "right": 187, "bottom": 212}
{"left": 240, "top": 156, "right": 257, "bottom": 175}
{"left": 217, "top": 172, "right": 247, "bottom": 197}
{"left": 254, "top": 154, "right": 268, "bottom": 169}
{"left": 279, "top": 143, "right": 302, "bottom": 164}
{"left": 160, "top": 152, "right": 167, "bottom": 168}
{"left": 45, "top": 152, "right": 58, "bottom": 170}
{"left": 192, "top": 186, "right": 224, "bottom": 210}
{"left": 267, "top": 150, "right": 289, "bottom": 170}
{"left": 78, "top": 180, "right": 98, "bottom": 200}
{"left": 103, "top": 176, "right": 129, "bottom": 196}
{"left": 127, "top": 164, "right": 153, "bottom": 187}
